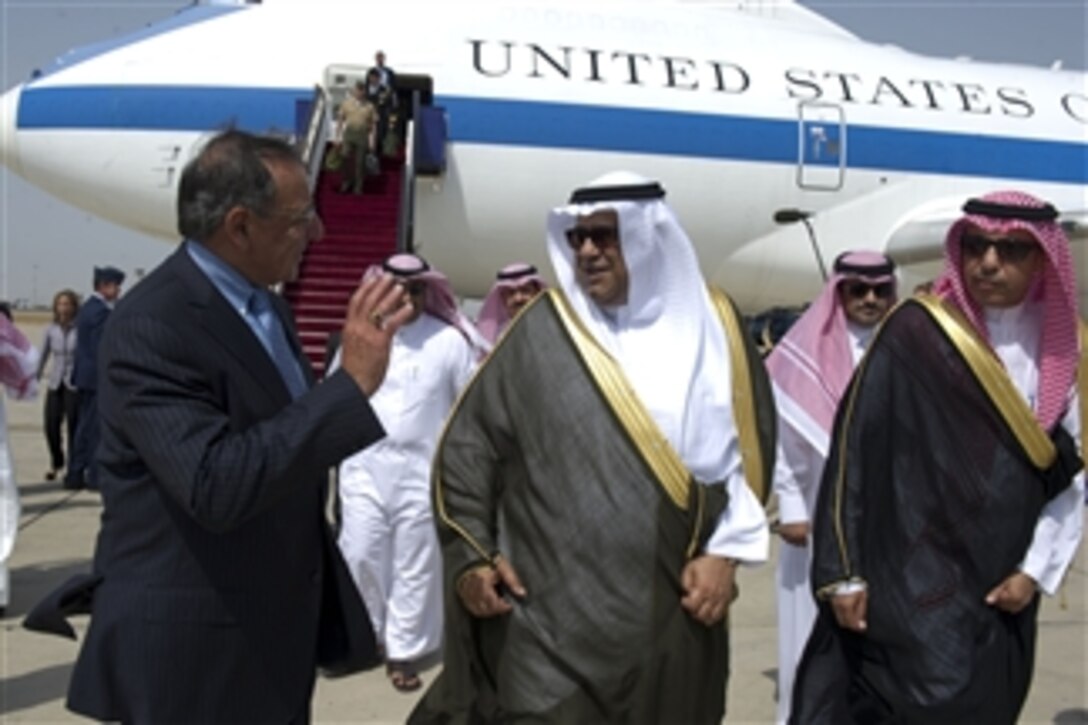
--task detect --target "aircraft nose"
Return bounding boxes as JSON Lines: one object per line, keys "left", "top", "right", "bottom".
{"left": 0, "top": 85, "right": 21, "bottom": 175}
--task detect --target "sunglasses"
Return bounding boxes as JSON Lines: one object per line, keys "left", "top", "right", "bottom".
{"left": 564, "top": 225, "right": 618, "bottom": 250}
{"left": 404, "top": 281, "right": 426, "bottom": 296}
{"left": 843, "top": 281, "right": 895, "bottom": 300}
{"left": 960, "top": 234, "right": 1039, "bottom": 264}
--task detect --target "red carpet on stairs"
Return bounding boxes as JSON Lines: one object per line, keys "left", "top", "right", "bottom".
{"left": 284, "top": 146, "right": 404, "bottom": 378}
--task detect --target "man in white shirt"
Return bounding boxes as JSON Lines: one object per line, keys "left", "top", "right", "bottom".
{"left": 765, "top": 250, "right": 897, "bottom": 724}
{"left": 336, "top": 253, "right": 479, "bottom": 693}
{"left": 792, "top": 191, "right": 1084, "bottom": 724}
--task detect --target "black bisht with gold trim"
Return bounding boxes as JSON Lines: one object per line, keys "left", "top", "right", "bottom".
{"left": 791, "top": 297, "right": 1082, "bottom": 724}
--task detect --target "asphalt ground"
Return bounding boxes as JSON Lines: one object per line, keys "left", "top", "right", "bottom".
{"left": 2, "top": 312, "right": 1085, "bottom": 723}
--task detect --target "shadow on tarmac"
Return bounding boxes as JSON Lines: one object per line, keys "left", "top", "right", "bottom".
{"left": 8, "top": 558, "right": 92, "bottom": 619}
{"left": 1, "top": 662, "right": 75, "bottom": 716}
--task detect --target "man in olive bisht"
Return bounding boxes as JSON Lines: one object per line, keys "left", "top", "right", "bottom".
{"left": 791, "top": 191, "right": 1085, "bottom": 724}
{"left": 409, "top": 172, "right": 775, "bottom": 724}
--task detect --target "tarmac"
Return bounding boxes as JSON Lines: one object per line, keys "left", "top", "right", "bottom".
{"left": 1, "top": 312, "right": 1086, "bottom": 724}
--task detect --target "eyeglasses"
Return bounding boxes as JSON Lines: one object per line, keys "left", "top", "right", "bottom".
{"left": 565, "top": 225, "right": 618, "bottom": 250}
{"left": 843, "top": 281, "right": 895, "bottom": 300}
{"left": 405, "top": 281, "right": 426, "bottom": 296}
{"left": 960, "top": 234, "right": 1039, "bottom": 264}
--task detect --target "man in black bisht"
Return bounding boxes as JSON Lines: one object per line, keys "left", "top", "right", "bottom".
{"left": 791, "top": 190, "right": 1085, "bottom": 724}
{"left": 410, "top": 171, "right": 776, "bottom": 724}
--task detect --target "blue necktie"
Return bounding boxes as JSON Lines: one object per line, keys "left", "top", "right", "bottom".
{"left": 249, "top": 290, "right": 308, "bottom": 399}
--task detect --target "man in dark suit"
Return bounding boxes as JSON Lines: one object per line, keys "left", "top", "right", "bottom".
{"left": 61, "top": 130, "right": 413, "bottom": 723}
{"left": 65, "top": 265, "right": 124, "bottom": 491}
{"left": 368, "top": 50, "right": 398, "bottom": 156}
{"left": 370, "top": 50, "right": 396, "bottom": 94}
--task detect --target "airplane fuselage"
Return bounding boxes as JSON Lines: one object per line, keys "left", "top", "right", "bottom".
{"left": 2, "top": 2, "right": 1085, "bottom": 308}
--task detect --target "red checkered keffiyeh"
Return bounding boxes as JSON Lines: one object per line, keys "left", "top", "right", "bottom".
{"left": 933, "top": 190, "right": 1078, "bottom": 431}
{"left": 766, "top": 250, "right": 897, "bottom": 437}
{"left": 365, "top": 253, "right": 490, "bottom": 358}
{"left": 475, "top": 263, "right": 547, "bottom": 344}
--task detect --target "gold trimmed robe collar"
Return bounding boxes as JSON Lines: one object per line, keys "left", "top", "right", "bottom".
{"left": 548, "top": 287, "right": 768, "bottom": 511}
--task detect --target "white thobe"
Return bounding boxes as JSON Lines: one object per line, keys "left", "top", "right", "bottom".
{"left": 337, "top": 314, "right": 476, "bottom": 663}
{"left": 595, "top": 308, "right": 770, "bottom": 565}
{"left": 773, "top": 322, "right": 872, "bottom": 724}
{"left": 984, "top": 303, "right": 1083, "bottom": 596}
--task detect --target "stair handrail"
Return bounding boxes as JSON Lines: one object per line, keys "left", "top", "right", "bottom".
{"left": 395, "top": 90, "right": 420, "bottom": 253}
{"left": 276, "top": 86, "right": 329, "bottom": 300}
{"left": 299, "top": 84, "right": 331, "bottom": 193}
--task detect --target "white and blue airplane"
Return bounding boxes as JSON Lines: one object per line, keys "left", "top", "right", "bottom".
{"left": 1, "top": 0, "right": 1085, "bottom": 309}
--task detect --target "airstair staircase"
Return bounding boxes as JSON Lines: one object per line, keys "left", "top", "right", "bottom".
{"left": 283, "top": 151, "right": 403, "bottom": 377}
{"left": 283, "top": 82, "right": 441, "bottom": 378}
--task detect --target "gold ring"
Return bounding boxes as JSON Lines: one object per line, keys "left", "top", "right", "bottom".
{"left": 370, "top": 311, "right": 384, "bottom": 327}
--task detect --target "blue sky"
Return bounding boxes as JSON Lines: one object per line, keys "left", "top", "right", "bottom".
{"left": 1, "top": 0, "right": 1085, "bottom": 306}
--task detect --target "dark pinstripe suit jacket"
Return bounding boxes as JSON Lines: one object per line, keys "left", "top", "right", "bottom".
{"left": 66, "top": 246, "right": 383, "bottom": 723}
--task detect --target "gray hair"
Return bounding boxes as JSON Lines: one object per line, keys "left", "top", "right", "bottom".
{"left": 176, "top": 130, "right": 301, "bottom": 242}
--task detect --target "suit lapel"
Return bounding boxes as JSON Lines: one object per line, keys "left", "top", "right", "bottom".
{"left": 167, "top": 247, "right": 294, "bottom": 405}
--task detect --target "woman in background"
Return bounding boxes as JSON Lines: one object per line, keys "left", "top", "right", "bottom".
{"left": 36, "top": 290, "right": 79, "bottom": 481}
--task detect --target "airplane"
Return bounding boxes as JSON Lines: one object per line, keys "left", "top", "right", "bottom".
{"left": 1, "top": 0, "right": 1085, "bottom": 317}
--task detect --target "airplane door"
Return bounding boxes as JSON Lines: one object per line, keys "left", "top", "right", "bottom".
{"left": 325, "top": 63, "right": 370, "bottom": 109}
{"left": 797, "top": 101, "right": 845, "bottom": 190}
